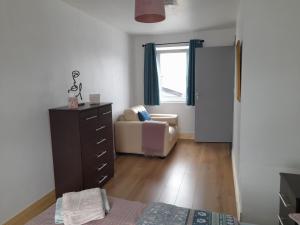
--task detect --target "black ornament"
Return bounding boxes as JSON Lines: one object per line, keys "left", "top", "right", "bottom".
{"left": 68, "top": 70, "right": 83, "bottom": 100}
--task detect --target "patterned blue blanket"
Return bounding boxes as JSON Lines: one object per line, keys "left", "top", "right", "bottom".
{"left": 136, "top": 202, "right": 239, "bottom": 225}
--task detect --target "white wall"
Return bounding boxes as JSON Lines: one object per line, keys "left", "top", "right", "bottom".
{"left": 132, "top": 28, "right": 236, "bottom": 134}
{"left": 235, "top": 1, "right": 300, "bottom": 224}
{"left": 231, "top": 0, "right": 243, "bottom": 217}
{"left": 0, "top": 0, "right": 132, "bottom": 223}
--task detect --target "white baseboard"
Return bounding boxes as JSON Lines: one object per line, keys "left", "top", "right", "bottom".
{"left": 178, "top": 133, "right": 195, "bottom": 140}
{"left": 232, "top": 153, "right": 242, "bottom": 220}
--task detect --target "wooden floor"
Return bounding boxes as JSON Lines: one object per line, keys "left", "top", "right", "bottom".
{"left": 104, "top": 140, "right": 237, "bottom": 217}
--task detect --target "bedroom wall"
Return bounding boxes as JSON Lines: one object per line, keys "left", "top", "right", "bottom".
{"left": 231, "top": 0, "right": 243, "bottom": 217}
{"left": 131, "top": 28, "right": 236, "bottom": 135}
{"left": 0, "top": 0, "right": 132, "bottom": 223}
{"left": 236, "top": 0, "right": 300, "bottom": 224}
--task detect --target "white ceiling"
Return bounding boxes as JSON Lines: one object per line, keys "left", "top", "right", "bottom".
{"left": 62, "top": 0, "right": 239, "bottom": 35}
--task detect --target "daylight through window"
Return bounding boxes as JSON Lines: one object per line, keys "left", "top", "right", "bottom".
{"left": 156, "top": 46, "right": 189, "bottom": 103}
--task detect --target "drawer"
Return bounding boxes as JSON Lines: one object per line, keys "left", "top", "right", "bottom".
{"left": 95, "top": 164, "right": 114, "bottom": 187}
{"left": 96, "top": 174, "right": 112, "bottom": 187}
{"left": 278, "top": 214, "right": 295, "bottom": 225}
{"left": 82, "top": 141, "right": 114, "bottom": 167}
{"left": 83, "top": 163, "right": 113, "bottom": 189}
{"left": 83, "top": 150, "right": 111, "bottom": 167}
{"left": 80, "top": 123, "right": 112, "bottom": 144}
{"left": 79, "top": 109, "right": 98, "bottom": 127}
{"left": 94, "top": 137, "right": 112, "bottom": 154}
{"left": 97, "top": 125, "right": 113, "bottom": 145}
{"left": 84, "top": 160, "right": 110, "bottom": 177}
{"left": 280, "top": 177, "right": 297, "bottom": 209}
{"left": 279, "top": 200, "right": 295, "bottom": 224}
{"left": 279, "top": 192, "right": 296, "bottom": 212}
{"left": 98, "top": 105, "right": 112, "bottom": 125}
{"left": 82, "top": 136, "right": 113, "bottom": 154}
{"left": 95, "top": 123, "right": 113, "bottom": 141}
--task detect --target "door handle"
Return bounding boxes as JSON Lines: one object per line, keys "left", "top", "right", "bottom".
{"left": 195, "top": 92, "right": 199, "bottom": 101}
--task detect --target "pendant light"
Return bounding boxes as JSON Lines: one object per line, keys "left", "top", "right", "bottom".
{"left": 135, "top": 0, "right": 166, "bottom": 23}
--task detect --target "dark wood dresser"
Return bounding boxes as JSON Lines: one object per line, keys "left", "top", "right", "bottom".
{"left": 49, "top": 103, "right": 114, "bottom": 198}
{"left": 279, "top": 173, "right": 300, "bottom": 225}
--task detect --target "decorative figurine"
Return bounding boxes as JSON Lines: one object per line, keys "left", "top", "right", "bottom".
{"left": 67, "top": 70, "right": 84, "bottom": 108}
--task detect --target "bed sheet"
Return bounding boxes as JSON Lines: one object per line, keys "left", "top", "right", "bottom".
{"left": 26, "top": 197, "right": 146, "bottom": 225}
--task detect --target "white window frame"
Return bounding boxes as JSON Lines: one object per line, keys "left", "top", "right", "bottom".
{"left": 156, "top": 45, "right": 189, "bottom": 103}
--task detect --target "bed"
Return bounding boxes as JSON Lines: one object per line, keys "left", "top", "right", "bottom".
{"left": 26, "top": 197, "right": 240, "bottom": 225}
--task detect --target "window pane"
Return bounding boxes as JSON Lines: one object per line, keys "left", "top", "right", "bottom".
{"left": 159, "top": 51, "right": 188, "bottom": 102}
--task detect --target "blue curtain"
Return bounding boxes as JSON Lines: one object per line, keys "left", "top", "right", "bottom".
{"left": 144, "top": 43, "right": 160, "bottom": 105}
{"left": 187, "top": 39, "right": 203, "bottom": 106}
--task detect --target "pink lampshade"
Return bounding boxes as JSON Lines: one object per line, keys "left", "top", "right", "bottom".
{"left": 135, "top": 0, "right": 166, "bottom": 23}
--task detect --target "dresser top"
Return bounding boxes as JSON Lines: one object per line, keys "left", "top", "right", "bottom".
{"left": 280, "top": 173, "right": 300, "bottom": 197}
{"left": 49, "top": 102, "right": 112, "bottom": 111}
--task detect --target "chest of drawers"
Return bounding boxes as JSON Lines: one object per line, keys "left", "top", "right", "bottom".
{"left": 49, "top": 103, "right": 114, "bottom": 198}
{"left": 279, "top": 173, "right": 300, "bottom": 225}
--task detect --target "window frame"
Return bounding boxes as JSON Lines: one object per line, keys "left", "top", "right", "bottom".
{"left": 156, "top": 45, "right": 189, "bottom": 103}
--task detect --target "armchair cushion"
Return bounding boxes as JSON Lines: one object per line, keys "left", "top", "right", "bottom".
{"left": 138, "top": 111, "right": 151, "bottom": 121}
{"left": 150, "top": 114, "right": 178, "bottom": 126}
{"left": 124, "top": 105, "right": 147, "bottom": 121}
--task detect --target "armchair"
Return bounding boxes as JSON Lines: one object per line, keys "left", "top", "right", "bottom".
{"left": 114, "top": 105, "right": 178, "bottom": 157}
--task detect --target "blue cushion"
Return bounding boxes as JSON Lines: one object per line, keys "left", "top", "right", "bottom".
{"left": 138, "top": 111, "right": 151, "bottom": 121}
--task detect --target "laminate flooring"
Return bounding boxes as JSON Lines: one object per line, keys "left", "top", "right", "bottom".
{"left": 104, "top": 139, "right": 237, "bottom": 217}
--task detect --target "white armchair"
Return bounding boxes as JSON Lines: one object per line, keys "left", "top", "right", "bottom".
{"left": 114, "top": 105, "right": 178, "bottom": 157}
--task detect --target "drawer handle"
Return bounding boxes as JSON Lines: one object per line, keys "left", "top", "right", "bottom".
{"left": 96, "top": 138, "right": 106, "bottom": 145}
{"left": 96, "top": 126, "right": 106, "bottom": 132}
{"left": 86, "top": 115, "right": 97, "bottom": 121}
{"left": 98, "top": 176, "right": 108, "bottom": 185}
{"left": 278, "top": 192, "right": 292, "bottom": 207}
{"left": 102, "top": 111, "right": 112, "bottom": 115}
{"left": 278, "top": 215, "right": 288, "bottom": 225}
{"left": 96, "top": 151, "right": 107, "bottom": 158}
{"left": 97, "top": 163, "right": 107, "bottom": 172}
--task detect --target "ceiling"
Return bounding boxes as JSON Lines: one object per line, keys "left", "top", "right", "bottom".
{"left": 62, "top": 0, "right": 239, "bottom": 35}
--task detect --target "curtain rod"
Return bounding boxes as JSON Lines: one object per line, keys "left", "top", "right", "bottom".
{"left": 142, "top": 40, "right": 204, "bottom": 47}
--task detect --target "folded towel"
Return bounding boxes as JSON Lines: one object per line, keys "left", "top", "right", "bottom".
{"left": 55, "top": 189, "right": 110, "bottom": 224}
{"left": 100, "top": 189, "right": 111, "bottom": 214}
{"left": 62, "top": 188, "right": 105, "bottom": 225}
{"left": 54, "top": 198, "right": 63, "bottom": 224}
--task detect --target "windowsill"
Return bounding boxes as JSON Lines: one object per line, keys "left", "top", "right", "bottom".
{"left": 160, "top": 101, "right": 186, "bottom": 104}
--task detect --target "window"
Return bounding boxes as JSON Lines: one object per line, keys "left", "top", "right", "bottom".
{"left": 156, "top": 46, "right": 189, "bottom": 103}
